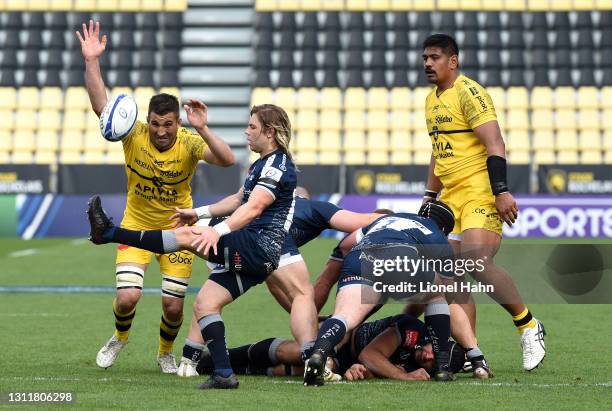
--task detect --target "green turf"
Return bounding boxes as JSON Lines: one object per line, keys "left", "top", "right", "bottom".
{"left": 1, "top": 238, "right": 611, "bottom": 410}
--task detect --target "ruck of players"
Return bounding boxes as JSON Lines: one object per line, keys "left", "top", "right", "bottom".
{"left": 83, "top": 24, "right": 546, "bottom": 389}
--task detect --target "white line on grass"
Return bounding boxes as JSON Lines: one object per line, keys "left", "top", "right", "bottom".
{"left": 8, "top": 249, "right": 38, "bottom": 258}
{"left": 271, "top": 380, "right": 612, "bottom": 388}
{"left": 0, "top": 313, "right": 69, "bottom": 317}
{"left": 0, "top": 376, "right": 135, "bottom": 382}
{"left": 70, "top": 239, "right": 89, "bottom": 245}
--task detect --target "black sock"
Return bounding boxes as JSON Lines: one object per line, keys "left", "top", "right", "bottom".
{"left": 425, "top": 303, "right": 451, "bottom": 370}
{"left": 182, "top": 339, "right": 205, "bottom": 362}
{"left": 248, "top": 338, "right": 284, "bottom": 368}
{"left": 198, "top": 314, "right": 232, "bottom": 378}
{"left": 228, "top": 344, "right": 252, "bottom": 374}
{"left": 108, "top": 228, "right": 179, "bottom": 254}
{"left": 312, "top": 316, "right": 347, "bottom": 359}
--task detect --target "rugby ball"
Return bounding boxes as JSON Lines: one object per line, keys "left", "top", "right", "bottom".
{"left": 99, "top": 94, "right": 138, "bottom": 142}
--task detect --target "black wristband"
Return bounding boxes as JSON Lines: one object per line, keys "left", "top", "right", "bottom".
{"left": 486, "top": 155, "right": 509, "bottom": 196}
{"left": 424, "top": 190, "right": 438, "bottom": 199}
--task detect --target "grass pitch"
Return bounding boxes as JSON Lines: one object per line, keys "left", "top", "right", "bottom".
{"left": 1, "top": 238, "right": 611, "bottom": 410}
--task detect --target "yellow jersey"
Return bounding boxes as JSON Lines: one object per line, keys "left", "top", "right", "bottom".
{"left": 424, "top": 74, "right": 497, "bottom": 188}
{"left": 120, "top": 121, "right": 207, "bottom": 230}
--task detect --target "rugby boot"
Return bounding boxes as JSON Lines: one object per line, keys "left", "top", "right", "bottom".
{"left": 197, "top": 374, "right": 239, "bottom": 390}
{"left": 303, "top": 349, "right": 325, "bottom": 386}
{"left": 87, "top": 195, "right": 114, "bottom": 244}
{"left": 471, "top": 357, "right": 493, "bottom": 380}
{"left": 96, "top": 334, "right": 127, "bottom": 369}
{"left": 433, "top": 351, "right": 456, "bottom": 382}
{"left": 521, "top": 319, "right": 546, "bottom": 371}
{"left": 177, "top": 357, "right": 200, "bottom": 377}
{"left": 157, "top": 352, "right": 178, "bottom": 374}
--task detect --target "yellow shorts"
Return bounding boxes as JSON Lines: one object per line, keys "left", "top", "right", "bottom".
{"left": 439, "top": 170, "right": 503, "bottom": 240}
{"left": 115, "top": 245, "right": 194, "bottom": 279}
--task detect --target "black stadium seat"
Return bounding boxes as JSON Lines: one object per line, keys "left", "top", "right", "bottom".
{"left": 553, "top": 30, "right": 571, "bottom": 49}
{"left": 0, "top": 69, "right": 17, "bottom": 86}
{"left": 67, "top": 50, "right": 85, "bottom": 69}
{"left": 279, "top": 12, "right": 296, "bottom": 31}
{"left": 507, "top": 30, "right": 525, "bottom": 49}
{"left": 484, "top": 12, "right": 501, "bottom": 30}
{"left": 462, "top": 30, "right": 479, "bottom": 49}
{"left": 371, "top": 13, "right": 387, "bottom": 30}
{"left": 115, "top": 30, "right": 135, "bottom": 50}
{"left": 47, "top": 12, "right": 67, "bottom": 30}
{"left": 115, "top": 13, "right": 136, "bottom": 30}
{"left": 279, "top": 30, "right": 296, "bottom": 50}
{"left": 139, "top": 12, "right": 159, "bottom": 30}
{"left": 66, "top": 68, "right": 84, "bottom": 86}
{"left": 507, "top": 49, "right": 525, "bottom": 69}
{"left": 391, "top": 12, "right": 409, "bottom": 31}
{"left": 301, "top": 13, "right": 317, "bottom": 30}
{"left": 135, "top": 69, "right": 155, "bottom": 87}
{"left": 113, "top": 50, "right": 133, "bottom": 69}
{"left": 26, "top": 12, "right": 45, "bottom": 28}
{"left": 4, "top": 12, "right": 23, "bottom": 29}
{"left": 369, "top": 68, "right": 387, "bottom": 87}
{"left": 323, "top": 68, "right": 339, "bottom": 87}
{"left": 461, "top": 49, "right": 479, "bottom": 69}
{"left": 2, "top": 30, "right": 20, "bottom": 49}
{"left": 254, "top": 30, "right": 273, "bottom": 50}
{"left": 347, "top": 12, "right": 364, "bottom": 30}
{"left": 371, "top": 30, "right": 387, "bottom": 49}
{"left": 139, "top": 30, "right": 158, "bottom": 49}
{"left": 324, "top": 12, "right": 341, "bottom": 30}
{"left": 25, "top": 31, "right": 43, "bottom": 49}
{"left": 322, "top": 31, "right": 341, "bottom": 50}
{"left": 254, "top": 49, "right": 271, "bottom": 69}
{"left": 506, "top": 12, "right": 523, "bottom": 30}
{"left": 44, "top": 69, "right": 61, "bottom": 87}
{"left": 346, "top": 69, "right": 364, "bottom": 87}
{"left": 347, "top": 30, "right": 365, "bottom": 50}
{"left": 254, "top": 69, "right": 271, "bottom": 87}
{"left": 301, "top": 29, "right": 318, "bottom": 49}
{"left": 96, "top": 12, "right": 114, "bottom": 29}
{"left": 300, "top": 68, "right": 317, "bottom": 87}
{"left": 485, "top": 31, "right": 502, "bottom": 49}
{"left": 531, "top": 29, "right": 549, "bottom": 49}
{"left": 346, "top": 50, "right": 364, "bottom": 69}
{"left": 277, "top": 68, "right": 293, "bottom": 87}
{"left": 112, "top": 69, "right": 132, "bottom": 87}
{"left": 392, "top": 69, "right": 409, "bottom": 87}
{"left": 461, "top": 12, "right": 478, "bottom": 29}
{"left": 392, "top": 29, "right": 409, "bottom": 49}
{"left": 391, "top": 50, "right": 408, "bottom": 69}
{"left": 278, "top": 49, "right": 295, "bottom": 68}
{"left": 532, "top": 68, "right": 550, "bottom": 86}
{"left": 577, "top": 29, "right": 594, "bottom": 49}
{"left": 162, "top": 30, "right": 181, "bottom": 48}
{"left": 575, "top": 12, "right": 592, "bottom": 29}
{"left": 579, "top": 69, "right": 595, "bottom": 86}
{"left": 44, "top": 50, "right": 63, "bottom": 69}
{"left": 301, "top": 49, "right": 317, "bottom": 69}
{"left": 0, "top": 50, "right": 18, "bottom": 68}
{"left": 555, "top": 68, "right": 573, "bottom": 86}
{"left": 576, "top": 49, "right": 594, "bottom": 68}
{"left": 23, "top": 50, "right": 40, "bottom": 68}
{"left": 530, "top": 12, "right": 548, "bottom": 30}
{"left": 21, "top": 68, "right": 40, "bottom": 86}
{"left": 484, "top": 70, "right": 502, "bottom": 86}
{"left": 322, "top": 50, "right": 339, "bottom": 69}
{"left": 439, "top": 12, "right": 456, "bottom": 30}
{"left": 162, "top": 12, "right": 183, "bottom": 28}
{"left": 161, "top": 50, "right": 180, "bottom": 69}
{"left": 47, "top": 30, "right": 66, "bottom": 49}
{"left": 531, "top": 49, "right": 549, "bottom": 68}
{"left": 484, "top": 50, "right": 501, "bottom": 69}
{"left": 552, "top": 12, "right": 570, "bottom": 30}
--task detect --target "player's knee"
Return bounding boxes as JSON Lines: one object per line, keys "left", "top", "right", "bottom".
{"left": 115, "top": 290, "right": 141, "bottom": 311}
{"left": 192, "top": 297, "right": 219, "bottom": 318}
{"left": 115, "top": 265, "right": 144, "bottom": 308}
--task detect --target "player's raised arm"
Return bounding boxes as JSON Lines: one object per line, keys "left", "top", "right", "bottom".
{"left": 473, "top": 121, "right": 519, "bottom": 226}
{"left": 75, "top": 20, "right": 108, "bottom": 117}
{"left": 183, "top": 99, "right": 235, "bottom": 167}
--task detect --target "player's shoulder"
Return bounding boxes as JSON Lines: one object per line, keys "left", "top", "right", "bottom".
{"left": 176, "top": 126, "right": 200, "bottom": 141}
{"left": 125, "top": 120, "right": 148, "bottom": 140}
{"left": 455, "top": 74, "right": 489, "bottom": 97}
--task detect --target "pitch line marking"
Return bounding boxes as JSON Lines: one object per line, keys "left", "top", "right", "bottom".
{"left": 270, "top": 380, "right": 612, "bottom": 388}
{"left": 8, "top": 249, "right": 38, "bottom": 258}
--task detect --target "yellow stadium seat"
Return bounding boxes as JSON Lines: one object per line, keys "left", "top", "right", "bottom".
{"left": 0, "top": 131, "right": 12, "bottom": 153}
{"left": 596, "top": 0, "right": 612, "bottom": 10}
{"left": 411, "top": 109, "right": 427, "bottom": 131}
{"left": 579, "top": 131, "right": 601, "bottom": 150}
{"left": 296, "top": 110, "right": 318, "bottom": 132}
{"left": 390, "top": 88, "right": 411, "bottom": 110}
{"left": 111, "top": 87, "right": 132, "bottom": 98}
{"left": 507, "top": 150, "right": 530, "bottom": 164}
{"left": 63, "top": 110, "right": 87, "bottom": 132}
{"left": 106, "top": 150, "right": 125, "bottom": 164}
{"left": 487, "top": 87, "right": 505, "bottom": 111}
{"left": 555, "top": 108, "right": 577, "bottom": 130}
{"left": 527, "top": 0, "right": 549, "bottom": 10}
{"left": 482, "top": 0, "right": 504, "bottom": 10}
{"left": 59, "top": 151, "right": 83, "bottom": 164}
{"left": 295, "top": 131, "right": 318, "bottom": 152}
{"left": 600, "top": 87, "right": 612, "bottom": 109}
{"left": 532, "top": 130, "right": 555, "bottom": 151}
{"left": 13, "top": 131, "right": 35, "bottom": 152}
{"left": 275, "top": 88, "right": 296, "bottom": 112}
{"left": 15, "top": 110, "right": 38, "bottom": 132}
{"left": 319, "top": 110, "right": 342, "bottom": 132}
{"left": 412, "top": 131, "right": 431, "bottom": 151}
{"left": 367, "top": 150, "right": 389, "bottom": 164}
{"left": 506, "top": 130, "right": 530, "bottom": 151}
{"left": 0, "top": 88, "right": 17, "bottom": 110}
{"left": 344, "top": 110, "right": 366, "bottom": 132}
{"left": 255, "top": 0, "right": 276, "bottom": 11}
{"left": 319, "top": 151, "right": 341, "bottom": 164}
{"left": 36, "top": 131, "right": 59, "bottom": 152}
{"left": 577, "top": 109, "right": 600, "bottom": 131}
{"left": 460, "top": 0, "right": 482, "bottom": 9}
{"left": 6, "top": 0, "right": 28, "bottom": 10}
{"left": 556, "top": 130, "right": 578, "bottom": 151}
{"left": 390, "top": 0, "right": 413, "bottom": 10}
{"left": 557, "top": 150, "right": 578, "bottom": 164}
{"left": 119, "top": 0, "right": 140, "bottom": 11}
{"left": 38, "top": 110, "right": 62, "bottom": 132}
{"left": 301, "top": 0, "right": 323, "bottom": 11}
{"left": 61, "top": 132, "right": 84, "bottom": 153}
{"left": 83, "top": 130, "right": 108, "bottom": 152}
{"left": 531, "top": 108, "right": 554, "bottom": 131}
{"left": 367, "top": 131, "right": 389, "bottom": 151}
{"left": 344, "top": 150, "right": 366, "bottom": 164}
{"left": 251, "top": 88, "right": 273, "bottom": 106}
{"left": 344, "top": 131, "right": 366, "bottom": 150}
{"left": 602, "top": 109, "right": 612, "bottom": 129}
{"left": 506, "top": 87, "right": 529, "bottom": 109}
{"left": 29, "top": 1, "right": 51, "bottom": 11}
{"left": 391, "top": 110, "right": 411, "bottom": 131}
{"left": 74, "top": 0, "right": 96, "bottom": 10}
{"left": 390, "top": 150, "right": 412, "bottom": 164}
{"left": 506, "top": 109, "right": 529, "bottom": 131}
{"left": 550, "top": 0, "right": 572, "bottom": 9}
{"left": 320, "top": 88, "right": 342, "bottom": 111}
{"left": 496, "top": 110, "right": 507, "bottom": 132}
{"left": 49, "top": 0, "right": 71, "bottom": 10}
{"left": 65, "top": 88, "right": 90, "bottom": 110}
{"left": 438, "top": 0, "right": 459, "bottom": 9}
{"left": 83, "top": 151, "right": 106, "bottom": 164}
{"left": 295, "top": 150, "right": 317, "bottom": 165}
{"left": 12, "top": 151, "right": 34, "bottom": 164}
{"left": 319, "top": 131, "right": 341, "bottom": 151}
{"left": 277, "top": 0, "right": 300, "bottom": 10}
{"left": 606, "top": 150, "right": 612, "bottom": 164}
{"left": 344, "top": 88, "right": 367, "bottom": 111}
{"left": 297, "top": 88, "right": 319, "bottom": 110}
{"left": 573, "top": 0, "right": 595, "bottom": 10}
{"left": 17, "top": 87, "right": 40, "bottom": 110}
{"left": 35, "top": 151, "right": 57, "bottom": 164}
{"left": 413, "top": 150, "right": 432, "bottom": 164}
{"left": 347, "top": 0, "right": 368, "bottom": 10}
{"left": 555, "top": 87, "right": 576, "bottom": 109}
{"left": 412, "top": 87, "right": 432, "bottom": 108}
{"left": 367, "top": 110, "right": 389, "bottom": 132}
{"left": 0, "top": 109, "right": 15, "bottom": 132}
{"left": 142, "top": 0, "right": 163, "bottom": 10}
{"left": 40, "top": 88, "right": 63, "bottom": 110}
{"left": 107, "top": 140, "right": 123, "bottom": 155}
{"left": 530, "top": 87, "right": 553, "bottom": 110}
{"left": 368, "top": 88, "right": 389, "bottom": 111}
{"left": 576, "top": 87, "right": 599, "bottom": 109}
{"left": 580, "top": 150, "right": 602, "bottom": 164}
{"left": 322, "top": 0, "right": 344, "bottom": 10}
{"left": 159, "top": 87, "right": 180, "bottom": 98}
{"left": 86, "top": 111, "right": 100, "bottom": 132}
{"left": 369, "top": 0, "right": 391, "bottom": 10}
{"left": 390, "top": 131, "right": 411, "bottom": 150}
{"left": 412, "top": 0, "right": 435, "bottom": 9}
{"left": 134, "top": 87, "right": 155, "bottom": 112}
{"left": 533, "top": 150, "right": 555, "bottom": 164}
{"left": 96, "top": 0, "right": 120, "bottom": 10}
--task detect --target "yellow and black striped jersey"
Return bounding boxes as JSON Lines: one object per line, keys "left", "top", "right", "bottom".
{"left": 424, "top": 74, "right": 497, "bottom": 188}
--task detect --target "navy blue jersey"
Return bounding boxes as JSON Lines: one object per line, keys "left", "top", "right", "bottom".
{"left": 242, "top": 150, "right": 297, "bottom": 264}
{"left": 353, "top": 213, "right": 453, "bottom": 267}
{"left": 290, "top": 197, "right": 341, "bottom": 248}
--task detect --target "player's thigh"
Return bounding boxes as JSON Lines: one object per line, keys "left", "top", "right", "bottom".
{"left": 193, "top": 278, "right": 234, "bottom": 316}
{"left": 333, "top": 285, "right": 377, "bottom": 330}
{"left": 115, "top": 246, "right": 151, "bottom": 303}
{"left": 460, "top": 227, "right": 501, "bottom": 259}
{"left": 268, "top": 257, "right": 313, "bottom": 299}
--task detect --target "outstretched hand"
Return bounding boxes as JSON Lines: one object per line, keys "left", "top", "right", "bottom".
{"left": 75, "top": 20, "right": 107, "bottom": 61}
{"left": 170, "top": 207, "right": 199, "bottom": 228}
{"left": 184, "top": 99, "right": 209, "bottom": 130}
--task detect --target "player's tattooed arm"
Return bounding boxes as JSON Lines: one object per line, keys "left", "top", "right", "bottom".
{"left": 359, "top": 328, "right": 430, "bottom": 381}
{"left": 75, "top": 20, "right": 108, "bottom": 117}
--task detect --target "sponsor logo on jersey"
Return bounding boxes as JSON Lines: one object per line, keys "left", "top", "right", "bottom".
{"left": 475, "top": 95, "right": 488, "bottom": 110}
{"left": 469, "top": 87, "right": 479, "bottom": 96}
{"left": 168, "top": 252, "right": 193, "bottom": 265}
{"left": 435, "top": 115, "right": 453, "bottom": 124}
{"left": 134, "top": 182, "right": 179, "bottom": 197}
{"left": 233, "top": 251, "right": 242, "bottom": 271}
{"left": 403, "top": 330, "right": 419, "bottom": 349}
{"left": 261, "top": 166, "right": 283, "bottom": 182}
{"left": 134, "top": 158, "right": 154, "bottom": 172}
